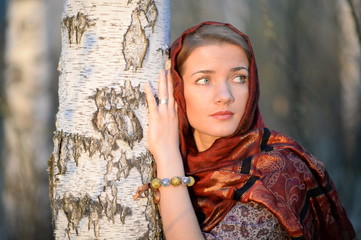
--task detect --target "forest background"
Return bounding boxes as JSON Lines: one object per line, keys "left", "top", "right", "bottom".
{"left": 0, "top": 0, "right": 360, "bottom": 239}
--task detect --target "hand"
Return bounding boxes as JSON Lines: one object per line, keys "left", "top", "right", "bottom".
{"left": 145, "top": 70, "right": 180, "bottom": 163}
{"left": 145, "top": 71, "right": 204, "bottom": 240}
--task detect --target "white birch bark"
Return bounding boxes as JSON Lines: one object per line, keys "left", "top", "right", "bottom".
{"left": 337, "top": 0, "right": 361, "bottom": 156}
{"left": 49, "top": 0, "right": 170, "bottom": 239}
{"left": 3, "top": 0, "right": 54, "bottom": 238}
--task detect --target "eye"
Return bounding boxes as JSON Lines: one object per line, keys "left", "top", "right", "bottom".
{"left": 195, "top": 78, "right": 210, "bottom": 85}
{"left": 233, "top": 75, "right": 247, "bottom": 83}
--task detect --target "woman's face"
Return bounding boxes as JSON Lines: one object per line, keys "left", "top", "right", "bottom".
{"left": 182, "top": 43, "right": 249, "bottom": 151}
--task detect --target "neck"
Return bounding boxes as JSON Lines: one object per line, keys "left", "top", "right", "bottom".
{"left": 193, "top": 131, "right": 219, "bottom": 152}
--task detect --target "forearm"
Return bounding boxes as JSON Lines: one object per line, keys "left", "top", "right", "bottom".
{"left": 145, "top": 70, "right": 203, "bottom": 239}
{"left": 156, "top": 150, "right": 204, "bottom": 240}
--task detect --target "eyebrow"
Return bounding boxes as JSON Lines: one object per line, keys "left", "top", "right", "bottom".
{"left": 231, "top": 66, "right": 249, "bottom": 72}
{"left": 191, "top": 70, "right": 215, "bottom": 76}
{"left": 191, "top": 66, "right": 249, "bottom": 76}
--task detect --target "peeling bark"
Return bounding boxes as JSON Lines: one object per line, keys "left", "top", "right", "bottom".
{"left": 123, "top": 9, "right": 149, "bottom": 71}
{"left": 50, "top": 0, "right": 169, "bottom": 239}
{"left": 91, "top": 81, "right": 146, "bottom": 149}
{"left": 50, "top": 127, "right": 156, "bottom": 238}
{"left": 123, "top": 0, "right": 159, "bottom": 71}
{"left": 62, "top": 12, "right": 95, "bottom": 45}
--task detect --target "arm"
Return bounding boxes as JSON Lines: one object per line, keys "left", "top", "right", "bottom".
{"left": 145, "top": 70, "right": 204, "bottom": 240}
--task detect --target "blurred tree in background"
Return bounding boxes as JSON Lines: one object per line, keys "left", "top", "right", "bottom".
{"left": 0, "top": 0, "right": 7, "bottom": 239}
{"left": 1, "top": 0, "right": 61, "bottom": 239}
{"left": 0, "top": 0, "right": 360, "bottom": 238}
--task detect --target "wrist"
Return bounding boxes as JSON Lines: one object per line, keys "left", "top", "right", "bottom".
{"left": 153, "top": 151, "right": 185, "bottom": 178}
{"left": 156, "top": 163, "right": 185, "bottom": 179}
{"left": 151, "top": 176, "right": 195, "bottom": 189}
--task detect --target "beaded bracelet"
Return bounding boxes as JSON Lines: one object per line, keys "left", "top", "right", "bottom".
{"left": 150, "top": 176, "right": 195, "bottom": 189}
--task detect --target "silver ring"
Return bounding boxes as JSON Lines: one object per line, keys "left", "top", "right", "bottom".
{"left": 159, "top": 99, "right": 168, "bottom": 104}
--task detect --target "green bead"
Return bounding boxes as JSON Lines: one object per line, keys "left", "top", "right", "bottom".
{"left": 187, "top": 176, "right": 195, "bottom": 187}
{"left": 151, "top": 178, "right": 162, "bottom": 189}
{"left": 171, "top": 176, "right": 182, "bottom": 186}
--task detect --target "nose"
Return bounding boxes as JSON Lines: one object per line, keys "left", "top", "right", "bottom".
{"left": 214, "top": 81, "right": 234, "bottom": 105}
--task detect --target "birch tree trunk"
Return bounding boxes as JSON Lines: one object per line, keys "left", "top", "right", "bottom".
{"left": 2, "top": 0, "right": 54, "bottom": 238}
{"left": 49, "top": 0, "right": 170, "bottom": 239}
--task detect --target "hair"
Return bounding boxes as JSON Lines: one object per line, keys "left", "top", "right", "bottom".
{"left": 176, "top": 24, "right": 252, "bottom": 75}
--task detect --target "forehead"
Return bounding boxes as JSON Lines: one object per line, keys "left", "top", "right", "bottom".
{"left": 184, "top": 44, "right": 249, "bottom": 69}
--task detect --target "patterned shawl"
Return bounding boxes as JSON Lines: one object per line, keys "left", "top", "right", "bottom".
{"left": 169, "top": 21, "right": 355, "bottom": 239}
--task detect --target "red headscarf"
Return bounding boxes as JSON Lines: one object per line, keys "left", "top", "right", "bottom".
{"left": 170, "top": 21, "right": 355, "bottom": 239}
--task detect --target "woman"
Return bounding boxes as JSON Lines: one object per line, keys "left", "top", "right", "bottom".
{"left": 144, "top": 22, "right": 355, "bottom": 239}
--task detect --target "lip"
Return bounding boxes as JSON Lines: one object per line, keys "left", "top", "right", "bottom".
{"left": 210, "top": 111, "right": 234, "bottom": 120}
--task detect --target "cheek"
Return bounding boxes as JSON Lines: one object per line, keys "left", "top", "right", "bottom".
{"left": 184, "top": 91, "right": 206, "bottom": 125}
{"left": 236, "top": 89, "right": 249, "bottom": 112}
{"left": 242, "top": 91, "right": 249, "bottom": 106}
{"left": 184, "top": 93, "right": 200, "bottom": 116}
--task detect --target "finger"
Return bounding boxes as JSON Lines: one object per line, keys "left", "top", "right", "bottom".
{"left": 175, "top": 102, "right": 178, "bottom": 113}
{"left": 144, "top": 81, "right": 157, "bottom": 114}
{"left": 158, "top": 70, "right": 168, "bottom": 103}
{"left": 166, "top": 70, "right": 175, "bottom": 108}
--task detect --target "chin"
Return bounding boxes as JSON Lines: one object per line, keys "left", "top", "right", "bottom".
{"left": 210, "top": 129, "right": 237, "bottom": 138}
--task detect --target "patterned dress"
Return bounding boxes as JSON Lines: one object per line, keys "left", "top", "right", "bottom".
{"left": 204, "top": 201, "right": 290, "bottom": 240}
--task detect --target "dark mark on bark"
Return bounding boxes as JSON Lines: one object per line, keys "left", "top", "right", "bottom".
{"left": 91, "top": 80, "right": 145, "bottom": 149}
{"left": 123, "top": 9, "right": 148, "bottom": 71}
{"left": 123, "top": 0, "right": 158, "bottom": 71}
{"left": 62, "top": 12, "right": 95, "bottom": 45}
